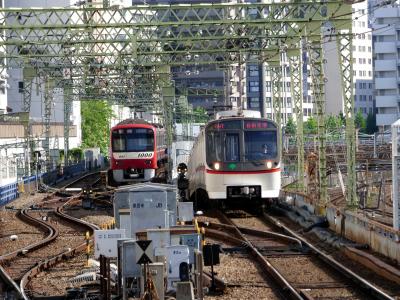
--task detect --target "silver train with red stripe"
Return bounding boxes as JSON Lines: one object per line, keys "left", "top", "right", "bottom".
{"left": 187, "top": 110, "right": 281, "bottom": 205}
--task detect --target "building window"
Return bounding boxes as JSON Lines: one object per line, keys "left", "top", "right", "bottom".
{"left": 266, "top": 97, "right": 272, "bottom": 107}
{"left": 369, "top": 95, "right": 372, "bottom": 101}
{"left": 354, "top": 95, "right": 357, "bottom": 101}
{"left": 266, "top": 81, "right": 271, "bottom": 92}
{"left": 249, "top": 97, "right": 260, "bottom": 108}
{"left": 368, "top": 58, "right": 372, "bottom": 64}
{"left": 18, "top": 81, "right": 24, "bottom": 93}
{"left": 368, "top": 71, "right": 372, "bottom": 77}
{"left": 287, "top": 97, "right": 292, "bottom": 107}
{"left": 368, "top": 46, "right": 371, "bottom": 52}
{"left": 249, "top": 81, "right": 259, "bottom": 92}
{"left": 368, "top": 83, "right": 372, "bottom": 89}
{"left": 249, "top": 65, "right": 259, "bottom": 77}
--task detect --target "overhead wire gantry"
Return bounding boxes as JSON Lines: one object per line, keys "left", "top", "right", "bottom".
{"left": 0, "top": 1, "right": 356, "bottom": 211}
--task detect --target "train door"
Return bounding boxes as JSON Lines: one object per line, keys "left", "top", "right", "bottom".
{"left": 223, "top": 132, "right": 241, "bottom": 185}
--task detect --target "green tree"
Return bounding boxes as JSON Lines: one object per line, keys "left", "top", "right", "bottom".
{"left": 81, "top": 100, "right": 115, "bottom": 155}
{"left": 192, "top": 106, "right": 209, "bottom": 123}
{"left": 338, "top": 111, "right": 346, "bottom": 125}
{"left": 285, "top": 116, "right": 296, "bottom": 135}
{"left": 355, "top": 110, "right": 366, "bottom": 131}
{"left": 326, "top": 115, "right": 338, "bottom": 132}
{"left": 304, "top": 116, "right": 317, "bottom": 134}
{"left": 69, "top": 148, "right": 83, "bottom": 162}
{"left": 365, "top": 113, "right": 378, "bottom": 134}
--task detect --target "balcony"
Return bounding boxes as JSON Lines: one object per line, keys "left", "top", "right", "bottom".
{"left": 374, "top": 42, "right": 396, "bottom": 54}
{"left": 375, "top": 59, "right": 396, "bottom": 71}
{"left": 375, "top": 95, "right": 397, "bottom": 108}
{"left": 374, "top": 7, "right": 400, "bottom": 19}
{"left": 372, "top": 24, "right": 395, "bottom": 36}
{"left": 376, "top": 113, "right": 398, "bottom": 126}
{"left": 375, "top": 77, "right": 397, "bottom": 90}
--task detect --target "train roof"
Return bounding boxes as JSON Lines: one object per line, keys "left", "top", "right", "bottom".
{"left": 215, "top": 109, "right": 261, "bottom": 119}
{"left": 113, "top": 119, "right": 164, "bottom": 128}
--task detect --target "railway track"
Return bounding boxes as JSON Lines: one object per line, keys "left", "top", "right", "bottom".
{"left": 0, "top": 172, "right": 101, "bottom": 299}
{"left": 202, "top": 209, "right": 396, "bottom": 300}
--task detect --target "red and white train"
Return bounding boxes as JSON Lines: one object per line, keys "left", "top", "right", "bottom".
{"left": 109, "top": 119, "right": 167, "bottom": 184}
{"left": 187, "top": 110, "right": 281, "bottom": 206}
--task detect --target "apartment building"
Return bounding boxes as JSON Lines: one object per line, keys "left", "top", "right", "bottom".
{"left": 372, "top": 3, "right": 400, "bottom": 131}
{"left": 325, "top": 0, "right": 374, "bottom": 118}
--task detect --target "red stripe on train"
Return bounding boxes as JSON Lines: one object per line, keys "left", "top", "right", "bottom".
{"left": 206, "top": 168, "right": 280, "bottom": 174}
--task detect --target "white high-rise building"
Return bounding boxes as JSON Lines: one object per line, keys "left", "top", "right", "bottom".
{"left": 352, "top": 1, "right": 374, "bottom": 117}
{"left": 372, "top": 3, "right": 400, "bottom": 131}
{"left": 324, "top": 0, "right": 374, "bottom": 118}
{"left": 0, "top": 0, "right": 7, "bottom": 115}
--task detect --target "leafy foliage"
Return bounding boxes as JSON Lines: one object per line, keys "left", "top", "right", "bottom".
{"left": 69, "top": 148, "right": 83, "bottom": 162}
{"left": 285, "top": 116, "right": 296, "bottom": 135}
{"left": 326, "top": 114, "right": 344, "bottom": 132}
{"left": 355, "top": 110, "right": 366, "bottom": 131}
{"left": 304, "top": 116, "right": 317, "bottom": 134}
{"left": 192, "top": 106, "right": 209, "bottom": 123}
{"left": 81, "top": 101, "right": 115, "bottom": 155}
{"left": 365, "top": 113, "right": 378, "bottom": 134}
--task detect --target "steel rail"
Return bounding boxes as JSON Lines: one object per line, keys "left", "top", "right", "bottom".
{"left": 215, "top": 211, "right": 304, "bottom": 300}
{"left": 0, "top": 173, "right": 101, "bottom": 299}
{"left": 263, "top": 213, "right": 395, "bottom": 300}
{"left": 0, "top": 209, "right": 58, "bottom": 299}
{"left": 19, "top": 201, "right": 99, "bottom": 299}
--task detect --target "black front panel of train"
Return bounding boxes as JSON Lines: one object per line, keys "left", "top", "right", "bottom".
{"left": 205, "top": 119, "right": 279, "bottom": 171}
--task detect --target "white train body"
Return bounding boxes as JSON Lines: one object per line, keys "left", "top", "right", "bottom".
{"left": 187, "top": 111, "right": 281, "bottom": 203}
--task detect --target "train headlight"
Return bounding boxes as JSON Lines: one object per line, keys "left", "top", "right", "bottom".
{"left": 266, "top": 161, "right": 273, "bottom": 169}
{"left": 214, "top": 162, "right": 221, "bottom": 170}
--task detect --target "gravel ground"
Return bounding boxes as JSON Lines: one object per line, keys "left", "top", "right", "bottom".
{"left": 204, "top": 253, "right": 282, "bottom": 300}
{"left": 2, "top": 211, "right": 87, "bottom": 280}
{"left": 28, "top": 253, "right": 92, "bottom": 296}
{"left": 231, "top": 216, "right": 273, "bottom": 231}
{"left": 205, "top": 286, "right": 280, "bottom": 300}
{"left": 268, "top": 256, "right": 339, "bottom": 284}
{"left": 65, "top": 206, "right": 114, "bottom": 227}
{"left": 5, "top": 192, "right": 52, "bottom": 209}
{"left": 27, "top": 207, "right": 114, "bottom": 296}
{"left": 0, "top": 210, "right": 45, "bottom": 256}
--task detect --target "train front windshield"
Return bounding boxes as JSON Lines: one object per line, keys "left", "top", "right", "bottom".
{"left": 244, "top": 131, "right": 277, "bottom": 161}
{"left": 206, "top": 119, "right": 278, "bottom": 166}
{"left": 112, "top": 128, "right": 154, "bottom": 152}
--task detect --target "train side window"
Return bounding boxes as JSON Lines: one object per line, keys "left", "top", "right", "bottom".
{"left": 225, "top": 133, "right": 240, "bottom": 162}
{"left": 206, "top": 131, "right": 223, "bottom": 165}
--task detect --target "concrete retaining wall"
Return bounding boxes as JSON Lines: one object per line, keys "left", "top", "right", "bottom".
{"left": 282, "top": 191, "right": 400, "bottom": 263}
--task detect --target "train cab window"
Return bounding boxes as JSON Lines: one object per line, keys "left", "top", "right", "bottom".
{"left": 244, "top": 131, "right": 277, "bottom": 160}
{"left": 126, "top": 128, "right": 154, "bottom": 152}
{"left": 112, "top": 130, "right": 126, "bottom": 152}
{"left": 225, "top": 133, "right": 240, "bottom": 162}
{"left": 112, "top": 128, "right": 154, "bottom": 152}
